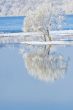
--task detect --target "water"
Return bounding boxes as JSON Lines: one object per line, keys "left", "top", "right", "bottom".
{"left": 0, "top": 15, "right": 73, "bottom": 110}
{"left": 0, "top": 15, "right": 73, "bottom": 33}
{"left": 0, "top": 16, "right": 25, "bottom": 33}
{"left": 63, "top": 15, "right": 73, "bottom": 30}
{"left": 0, "top": 15, "right": 73, "bottom": 80}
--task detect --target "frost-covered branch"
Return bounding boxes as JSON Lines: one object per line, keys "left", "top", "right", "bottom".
{"left": 24, "top": 1, "right": 64, "bottom": 35}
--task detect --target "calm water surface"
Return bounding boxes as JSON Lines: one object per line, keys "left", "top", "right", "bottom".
{"left": 0, "top": 15, "right": 73, "bottom": 110}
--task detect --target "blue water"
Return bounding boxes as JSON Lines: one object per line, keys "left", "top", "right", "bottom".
{"left": 0, "top": 15, "right": 73, "bottom": 33}
{"left": 0, "top": 16, "right": 25, "bottom": 33}
{"left": 0, "top": 102, "right": 73, "bottom": 110}
{"left": 0, "top": 15, "right": 73, "bottom": 110}
{"left": 63, "top": 15, "right": 73, "bottom": 30}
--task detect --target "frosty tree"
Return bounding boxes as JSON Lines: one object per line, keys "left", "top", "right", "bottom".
{"left": 24, "top": 1, "right": 64, "bottom": 40}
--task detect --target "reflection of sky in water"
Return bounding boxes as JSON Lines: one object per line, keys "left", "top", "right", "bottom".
{"left": 0, "top": 15, "right": 73, "bottom": 109}
{"left": 0, "top": 44, "right": 73, "bottom": 109}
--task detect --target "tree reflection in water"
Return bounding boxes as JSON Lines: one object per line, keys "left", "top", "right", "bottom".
{"left": 20, "top": 44, "right": 68, "bottom": 82}
{"left": 20, "top": 1, "right": 69, "bottom": 82}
